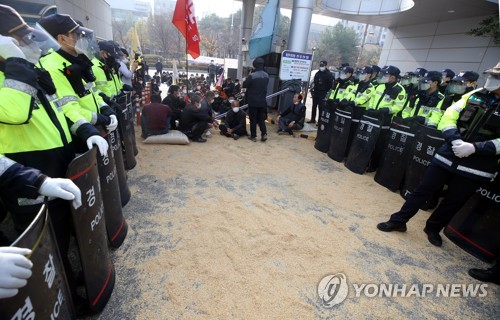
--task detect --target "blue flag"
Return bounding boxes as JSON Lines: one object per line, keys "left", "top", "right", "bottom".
{"left": 248, "top": 0, "right": 280, "bottom": 59}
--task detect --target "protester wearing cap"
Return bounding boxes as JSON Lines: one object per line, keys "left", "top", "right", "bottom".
{"left": 243, "top": 57, "right": 269, "bottom": 142}
{"left": 378, "top": 61, "right": 500, "bottom": 248}
{"left": 440, "top": 68, "right": 456, "bottom": 94}
{"left": 327, "top": 66, "right": 355, "bottom": 102}
{"left": 441, "top": 71, "right": 479, "bottom": 110}
{"left": 38, "top": 13, "right": 116, "bottom": 155}
{"left": 345, "top": 66, "right": 374, "bottom": 108}
{"left": 162, "top": 84, "right": 186, "bottom": 130}
{"left": 401, "top": 71, "right": 445, "bottom": 127}
{"left": 309, "top": 60, "right": 334, "bottom": 123}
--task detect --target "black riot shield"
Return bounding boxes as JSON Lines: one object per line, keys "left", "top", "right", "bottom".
{"left": 444, "top": 179, "right": 500, "bottom": 262}
{"left": 368, "top": 113, "right": 392, "bottom": 171}
{"left": 125, "top": 92, "right": 138, "bottom": 156}
{"left": 401, "top": 125, "right": 444, "bottom": 199}
{"left": 109, "top": 128, "right": 131, "bottom": 207}
{"left": 327, "top": 105, "right": 353, "bottom": 162}
{"left": 345, "top": 106, "right": 365, "bottom": 157}
{"left": 66, "top": 148, "right": 115, "bottom": 313}
{"left": 0, "top": 205, "right": 75, "bottom": 319}
{"left": 116, "top": 95, "right": 136, "bottom": 170}
{"left": 314, "top": 99, "right": 336, "bottom": 153}
{"left": 97, "top": 134, "right": 128, "bottom": 248}
{"left": 374, "top": 118, "right": 415, "bottom": 191}
{"left": 344, "top": 112, "right": 383, "bottom": 174}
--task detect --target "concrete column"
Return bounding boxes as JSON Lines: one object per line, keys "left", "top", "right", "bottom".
{"left": 237, "top": 0, "right": 256, "bottom": 79}
{"left": 287, "top": 0, "right": 313, "bottom": 53}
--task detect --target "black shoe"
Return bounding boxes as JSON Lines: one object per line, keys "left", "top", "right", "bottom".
{"left": 248, "top": 136, "right": 257, "bottom": 142}
{"left": 423, "top": 228, "right": 442, "bottom": 247}
{"left": 194, "top": 137, "right": 207, "bottom": 143}
{"left": 307, "top": 120, "right": 316, "bottom": 124}
{"left": 261, "top": 134, "right": 268, "bottom": 142}
{"left": 232, "top": 134, "right": 240, "bottom": 140}
{"left": 377, "top": 221, "right": 407, "bottom": 232}
{"left": 277, "top": 129, "right": 283, "bottom": 133}
{"left": 468, "top": 268, "right": 500, "bottom": 285}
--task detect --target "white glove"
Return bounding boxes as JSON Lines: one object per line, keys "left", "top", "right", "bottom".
{"left": 0, "top": 35, "right": 25, "bottom": 60}
{"left": 39, "top": 177, "right": 82, "bottom": 209}
{"left": 451, "top": 139, "right": 464, "bottom": 146}
{"left": 106, "top": 115, "right": 118, "bottom": 132}
{"left": 86, "top": 135, "right": 109, "bottom": 157}
{"left": 0, "top": 247, "right": 32, "bottom": 299}
{"left": 452, "top": 141, "right": 475, "bottom": 158}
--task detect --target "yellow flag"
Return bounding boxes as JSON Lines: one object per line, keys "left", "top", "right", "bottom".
{"left": 131, "top": 27, "right": 142, "bottom": 58}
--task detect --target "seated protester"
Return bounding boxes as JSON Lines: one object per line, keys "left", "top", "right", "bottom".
{"left": 223, "top": 78, "right": 235, "bottom": 97}
{"left": 162, "top": 85, "right": 186, "bottom": 129}
{"left": 141, "top": 94, "right": 173, "bottom": 138}
{"left": 180, "top": 94, "right": 211, "bottom": 143}
{"left": 153, "top": 72, "right": 161, "bottom": 85}
{"left": 234, "top": 79, "right": 241, "bottom": 94}
{"left": 219, "top": 100, "right": 248, "bottom": 140}
{"left": 211, "top": 90, "right": 225, "bottom": 113}
{"left": 200, "top": 91, "right": 217, "bottom": 129}
{"left": 151, "top": 79, "right": 161, "bottom": 95}
{"left": 277, "top": 93, "right": 306, "bottom": 136}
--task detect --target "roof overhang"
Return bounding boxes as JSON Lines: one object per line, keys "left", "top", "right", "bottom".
{"left": 256, "top": 0, "right": 499, "bottom": 28}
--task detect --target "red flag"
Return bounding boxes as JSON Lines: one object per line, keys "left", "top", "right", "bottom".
{"left": 172, "top": 0, "right": 200, "bottom": 59}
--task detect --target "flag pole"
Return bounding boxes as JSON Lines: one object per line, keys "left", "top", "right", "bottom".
{"left": 186, "top": 40, "right": 189, "bottom": 82}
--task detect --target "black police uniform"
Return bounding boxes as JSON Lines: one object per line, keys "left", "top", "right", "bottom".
{"left": 311, "top": 65, "right": 334, "bottom": 123}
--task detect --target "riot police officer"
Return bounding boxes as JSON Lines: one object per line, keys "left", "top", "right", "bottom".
{"left": 347, "top": 66, "right": 374, "bottom": 108}
{"left": 401, "top": 71, "right": 445, "bottom": 127}
{"left": 441, "top": 71, "right": 479, "bottom": 110}
{"left": 326, "top": 66, "right": 355, "bottom": 102}
{"left": 309, "top": 60, "right": 334, "bottom": 123}
{"left": 377, "top": 62, "right": 500, "bottom": 247}
{"left": 440, "top": 68, "right": 456, "bottom": 94}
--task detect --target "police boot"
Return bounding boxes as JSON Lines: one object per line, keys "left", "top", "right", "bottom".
{"left": 377, "top": 221, "right": 407, "bottom": 232}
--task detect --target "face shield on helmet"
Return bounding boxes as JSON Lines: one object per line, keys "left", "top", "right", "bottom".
{"left": 484, "top": 75, "right": 500, "bottom": 92}
{"left": 447, "top": 81, "right": 466, "bottom": 94}
{"left": 74, "top": 30, "right": 97, "bottom": 60}
{"left": 378, "top": 73, "right": 390, "bottom": 84}
{"left": 410, "top": 75, "right": 420, "bottom": 84}
{"left": 357, "top": 72, "right": 368, "bottom": 81}
{"left": 16, "top": 23, "right": 60, "bottom": 63}
{"left": 441, "top": 72, "right": 449, "bottom": 82}
{"left": 400, "top": 77, "right": 411, "bottom": 86}
{"left": 418, "top": 79, "right": 432, "bottom": 91}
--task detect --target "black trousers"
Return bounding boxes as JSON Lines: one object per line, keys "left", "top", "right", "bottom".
{"left": 389, "top": 163, "right": 482, "bottom": 232}
{"left": 219, "top": 124, "right": 247, "bottom": 136}
{"left": 184, "top": 122, "right": 208, "bottom": 140}
{"left": 248, "top": 107, "right": 267, "bottom": 138}
{"left": 311, "top": 95, "right": 325, "bottom": 122}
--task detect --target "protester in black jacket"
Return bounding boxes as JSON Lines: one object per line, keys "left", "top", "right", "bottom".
{"left": 162, "top": 85, "right": 186, "bottom": 129}
{"left": 243, "top": 57, "right": 269, "bottom": 142}
{"left": 180, "top": 95, "right": 211, "bottom": 143}
{"left": 277, "top": 93, "right": 306, "bottom": 135}
{"left": 220, "top": 100, "right": 247, "bottom": 139}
